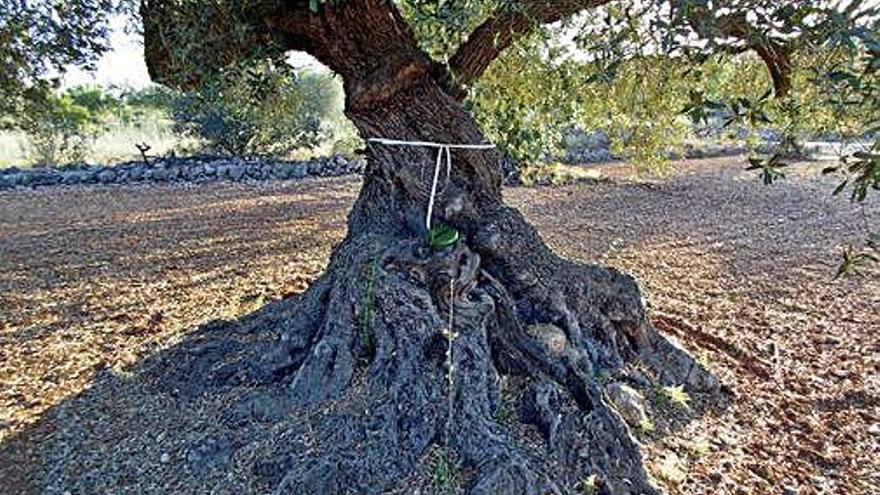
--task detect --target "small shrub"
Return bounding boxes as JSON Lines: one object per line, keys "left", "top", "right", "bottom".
{"left": 493, "top": 402, "right": 512, "bottom": 424}
{"left": 67, "top": 85, "right": 121, "bottom": 117}
{"left": 171, "top": 58, "right": 343, "bottom": 158}
{"left": 581, "top": 474, "right": 598, "bottom": 495}
{"left": 19, "top": 92, "right": 99, "bottom": 166}
{"left": 697, "top": 350, "right": 711, "bottom": 369}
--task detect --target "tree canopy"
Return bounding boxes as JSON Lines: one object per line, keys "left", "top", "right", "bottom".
{"left": 5, "top": 1, "right": 876, "bottom": 137}
{"left": 129, "top": 1, "right": 875, "bottom": 95}
{"left": 0, "top": 1, "right": 872, "bottom": 109}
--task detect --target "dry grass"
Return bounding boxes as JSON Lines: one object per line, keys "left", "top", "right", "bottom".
{"left": 0, "top": 123, "right": 196, "bottom": 168}
{"left": 0, "top": 156, "right": 877, "bottom": 494}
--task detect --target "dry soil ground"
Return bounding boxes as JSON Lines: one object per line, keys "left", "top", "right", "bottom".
{"left": 0, "top": 156, "right": 877, "bottom": 494}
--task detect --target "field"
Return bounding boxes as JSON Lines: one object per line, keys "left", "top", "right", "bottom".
{"left": 0, "top": 156, "right": 877, "bottom": 494}
{"left": 0, "top": 123, "right": 197, "bottom": 169}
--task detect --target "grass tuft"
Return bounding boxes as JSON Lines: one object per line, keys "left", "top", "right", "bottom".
{"left": 657, "top": 385, "right": 691, "bottom": 410}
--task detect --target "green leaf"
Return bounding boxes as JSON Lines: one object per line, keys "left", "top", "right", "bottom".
{"left": 427, "top": 224, "right": 460, "bottom": 249}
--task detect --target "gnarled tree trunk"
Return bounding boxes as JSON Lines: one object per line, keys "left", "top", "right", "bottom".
{"left": 142, "top": 1, "right": 720, "bottom": 493}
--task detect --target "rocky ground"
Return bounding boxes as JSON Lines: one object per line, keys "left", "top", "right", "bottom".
{"left": 0, "top": 156, "right": 877, "bottom": 494}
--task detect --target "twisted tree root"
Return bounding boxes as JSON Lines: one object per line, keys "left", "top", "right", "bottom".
{"left": 161, "top": 228, "right": 718, "bottom": 494}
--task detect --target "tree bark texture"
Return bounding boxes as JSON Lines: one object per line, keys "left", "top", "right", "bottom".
{"left": 141, "top": 1, "right": 721, "bottom": 493}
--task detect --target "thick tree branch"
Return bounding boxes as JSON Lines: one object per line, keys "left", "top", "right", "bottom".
{"left": 446, "top": 0, "right": 613, "bottom": 99}
{"left": 689, "top": 10, "right": 793, "bottom": 98}
{"left": 751, "top": 41, "right": 793, "bottom": 97}
{"left": 447, "top": 0, "right": 793, "bottom": 100}
{"left": 142, "top": 0, "right": 439, "bottom": 112}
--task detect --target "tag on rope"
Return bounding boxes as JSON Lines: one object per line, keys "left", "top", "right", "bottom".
{"left": 366, "top": 138, "right": 496, "bottom": 231}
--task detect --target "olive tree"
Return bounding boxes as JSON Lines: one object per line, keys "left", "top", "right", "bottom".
{"left": 135, "top": 2, "right": 878, "bottom": 493}
{"left": 4, "top": 1, "right": 875, "bottom": 493}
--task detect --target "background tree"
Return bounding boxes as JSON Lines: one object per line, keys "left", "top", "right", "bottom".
{"left": 0, "top": 0, "right": 121, "bottom": 119}
{"left": 170, "top": 59, "right": 343, "bottom": 157}
{"left": 17, "top": 90, "right": 101, "bottom": 165}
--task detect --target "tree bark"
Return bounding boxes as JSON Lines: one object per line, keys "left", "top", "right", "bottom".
{"left": 236, "top": 74, "right": 717, "bottom": 495}
{"left": 142, "top": 1, "right": 720, "bottom": 493}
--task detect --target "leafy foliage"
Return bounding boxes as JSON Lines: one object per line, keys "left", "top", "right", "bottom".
{"left": 656, "top": 385, "right": 691, "bottom": 410}
{"left": 812, "top": 20, "right": 880, "bottom": 203}
{"left": 139, "top": 0, "right": 287, "bottom": 89}
{"left": 746, "top": 154, "right": 787, "bottom": 185}
{"left": 17, "top": 92, "right": 102, "bottom": 166}
{"left": 398, "top": 0, "right": 499, "bottom": 61}
{"left": 835, "top": 239, "right": 880, "bottom": 279}
{"left": 469, "top": 40, "right": 701, "bottom": 168}
{"left": 0, "top": 0, "right": 124, "bottom": 119}
{"left": 824, "top": 145, "right": 880, "bottom": 202}
{"left": 170, "top": 59, "right": 342, "bottom": 157}
{"left": 66, "top": 86, "right": 123, "bottom": 116}
{"left": 467, "top": 0, "right": 877, "bottom": 175}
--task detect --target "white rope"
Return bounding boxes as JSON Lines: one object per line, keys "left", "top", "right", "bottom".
{"left": 367, "top": 138, "right": 496, "bottom": 150}
{"left": 367, "top": 138, "right": 495, "bottom": 231}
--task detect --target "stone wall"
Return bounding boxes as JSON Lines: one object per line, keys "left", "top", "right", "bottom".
{"left": 4, "top": 134, "right": 841, "bottom": 191}
{"left": 0, "top": 155, "right": 366, "bottom": 190}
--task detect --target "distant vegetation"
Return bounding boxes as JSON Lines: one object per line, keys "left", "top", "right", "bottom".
{"left": 0, "top": 60, "right": 360, "bottom": 168}
{"left": 1, "top": 85, "right": 188, "bottom": 167}
{"left": 0, "top": 47, "right": 873, "bottom": 171}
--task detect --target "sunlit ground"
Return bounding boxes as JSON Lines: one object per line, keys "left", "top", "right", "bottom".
{"left": 0, "top": 156, "right": 877, "bottom": 494}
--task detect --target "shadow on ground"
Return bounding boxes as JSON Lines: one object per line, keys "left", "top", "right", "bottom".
{"left": 1, "top": 295, "right": 290, "bottom": 494}
{"left": 0, "top": 263, "right": 729, "bottom": 495}
{"left": 1, "top": 157, "right": 877, "bottom": 494}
